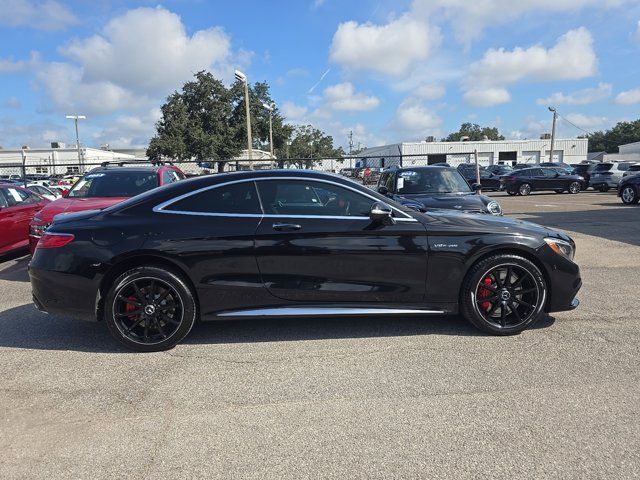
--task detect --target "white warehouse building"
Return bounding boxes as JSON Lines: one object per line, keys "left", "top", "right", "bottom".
{"left": 355, "top": 138, "right": 588, "bottom": 169}
{"left": 0, "top": 145, "right": 135, "bottom": 176}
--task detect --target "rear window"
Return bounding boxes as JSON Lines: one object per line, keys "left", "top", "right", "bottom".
{"left": 594, "top": 164, "right": 613, "bottom": 172}
{"left": 67, "top": 171, "right": 159, "bottom": 198}
{"left": 628, "top": 165, "right": 640, "bottom": 171}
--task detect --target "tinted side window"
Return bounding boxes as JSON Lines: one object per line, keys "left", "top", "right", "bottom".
{"left": 257, "top": 180, "right": 374, "bottom": 217}
{"left": 162, "top": 170, "right": 175, "bottom": 184}
{"left": 166, "top": 181, "right": 261, "bottom": 214}
{"left": 0, "top": 189, "right": 8, "bottom": 208}
{"left": 541, "top": 168, "right": 557, "bottom": 177}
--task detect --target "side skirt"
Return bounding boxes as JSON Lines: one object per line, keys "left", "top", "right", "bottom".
{"left": 208, "top": 305, "right": 456, "bottom": 320}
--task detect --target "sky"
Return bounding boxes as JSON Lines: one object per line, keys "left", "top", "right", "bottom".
{"left": 0, "top": 0, "right": 639, "bottom": 151}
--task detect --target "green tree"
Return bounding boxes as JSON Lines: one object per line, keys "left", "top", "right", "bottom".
{"left": 444, "top": 123, "right": 505, "bottom": 142}
{"left": 587, "top": 120, "right": 640, "bottom": 153}
{"left": 148, "top": 71, "right": 241, "bottom": 171}
{"left": 286, "top": 124, "right": 344, "bottom": 169}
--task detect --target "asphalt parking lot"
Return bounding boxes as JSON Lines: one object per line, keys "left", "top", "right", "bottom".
{"left": 1, "top": 190, "right": 638, "bottom": 479}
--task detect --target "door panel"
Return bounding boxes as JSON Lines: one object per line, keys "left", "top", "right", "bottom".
{"left": 253, "top": 179, "right": 429, "bottom": 303}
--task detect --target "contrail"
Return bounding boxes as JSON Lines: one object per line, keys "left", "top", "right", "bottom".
{"left": 308, "top": 68, "right": 330, "bottom": 93}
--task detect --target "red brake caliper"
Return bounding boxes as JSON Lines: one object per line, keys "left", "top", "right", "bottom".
{"left": 125, "top": 295, "right": 140, "bottom": 319}
{"left": 478, "top": 277, "right": 493, "bottom": 311}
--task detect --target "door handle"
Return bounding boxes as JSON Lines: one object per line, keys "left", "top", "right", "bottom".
{"left": 272, "top": 223, "right": 301, "bottom": 232}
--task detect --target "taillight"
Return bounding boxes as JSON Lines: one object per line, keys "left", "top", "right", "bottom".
{"left": 36, "top": 233, "right": 75, "bottom": 249}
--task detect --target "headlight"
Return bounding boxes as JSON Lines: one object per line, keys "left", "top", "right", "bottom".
{"left": 487, "top": 200, "right": 502, "bottom": 216}
{"left": 544, "top": 237, "right": 575, "bottom": 261}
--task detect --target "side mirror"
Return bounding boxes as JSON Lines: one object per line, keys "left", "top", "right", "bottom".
{"left": 377, "top": 185, "right": 389, "bottom": 195}
{"left": 471, "top": 183, "right": 482, "bottom": 192}
{"left": 369, "top": 202, "right": 395, "bottom": 225}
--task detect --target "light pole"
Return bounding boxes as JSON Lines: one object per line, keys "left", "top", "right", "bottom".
{"left": 235, "top": 70, "right": 253, "bottom": 169}
{"left": 66, "top": 115, "right": 86, "bottom": 170}
{"left": 548, "top": 106, "right": 557, "bottom": 164}
{"left": 262, "top": 102, "right": 275, "bottom": 161}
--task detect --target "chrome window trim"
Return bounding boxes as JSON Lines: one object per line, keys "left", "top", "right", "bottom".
{"left": 152, "top": 176, "right": 417, "bottom": 222}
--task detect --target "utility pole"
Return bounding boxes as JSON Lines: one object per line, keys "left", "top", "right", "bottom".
{"left": 548, "top": 106, "right": 557, "bottom": 163}
{"left": 235, "top": 70, "right": 253, "bottom": 169}
{"left": 66, "top": 115, "right": 86, "bottom": 170}
{"left": 348, "top": 130, "right": 354, "bottom": 168}
{"left": 262, "top": 102, "right": 274, "bottom": 162}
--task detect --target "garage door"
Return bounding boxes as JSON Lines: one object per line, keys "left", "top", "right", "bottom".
{"left": 477, "top": 152, "right": 493, "bottom": 166}
{"left": 521, "top": 151, "right": 540, "bottom": 165}
{"left": 447, "top": 154, "right": 471, "bottom": 167}
{"left": 544, "top": 150, "right": 564, "bottom": 163}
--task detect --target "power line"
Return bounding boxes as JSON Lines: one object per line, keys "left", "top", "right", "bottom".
{"left": 557, "top": 114, "right": 593, "bottom": 137}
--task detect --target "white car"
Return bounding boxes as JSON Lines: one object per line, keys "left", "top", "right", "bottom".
{"left": 26, "top": 184, "right": 60, "bottom": 201}
{"left": 590, "top": 162, "right": 638, "bottom": 192}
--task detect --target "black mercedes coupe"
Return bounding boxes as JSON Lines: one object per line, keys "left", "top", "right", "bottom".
{"left": 29, "top": 170, "right": 581, "bottom": 351}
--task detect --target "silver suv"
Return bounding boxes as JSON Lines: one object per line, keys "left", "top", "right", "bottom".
{"left": 590, "top": 162, "right": 638, "bottom": 192}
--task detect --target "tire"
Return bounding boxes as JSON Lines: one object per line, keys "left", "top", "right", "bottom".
{"left": 568, "top": 181, "right": 581, "bottom": 194}
{"left": 554, "top": 189, "right": 564, "bottom": 194}
{"left": 621, "top": 185, "right": 639, "bottom": 205}
{"left": 518, "top": 183, "right": 532, "bottom": 196}
{"left": 104, "top": 266, "right": 197, "bottom": 352}
{"left": 460, "top": 254, "right": 547, "bottom": 335}
{"left": 598, "top": 185, "right": 609, "bottom": 192}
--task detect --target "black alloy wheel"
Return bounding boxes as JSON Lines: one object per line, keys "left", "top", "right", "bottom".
{"left": 568, "top": 181, "right": 581, "bottom": 194}
{"left": 105, "top": 266, "right": 197, "bottom": 351}
{"left": 460, "top": 254, "right": 546, "bottom": 335}
{"left": 518, "top": 183, "right": 532, "bottom": 196}
{"left": 621, "top": 185, "right": 639, "bottom": 204}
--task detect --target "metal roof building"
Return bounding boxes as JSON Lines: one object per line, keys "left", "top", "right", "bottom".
{"left": 355, "top": 138, "right": 589, "bottom": 169}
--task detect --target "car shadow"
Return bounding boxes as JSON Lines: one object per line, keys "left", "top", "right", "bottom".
{"left": 0, "top": 255, "right": 30, "bottom": 282}
{"left": 0, "top": 303, "right": 556, "bottom": 353}
{"left": 512, "top": 207, "right": 640, "bottom": 246}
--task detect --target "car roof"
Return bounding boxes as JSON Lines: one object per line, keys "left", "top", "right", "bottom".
{"left": 86, "top": 165, "right": 163, "bottom": 175}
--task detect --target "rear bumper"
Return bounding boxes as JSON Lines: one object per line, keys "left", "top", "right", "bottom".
{"left": 29, "top": 266, "right": 98, "bottom": 321}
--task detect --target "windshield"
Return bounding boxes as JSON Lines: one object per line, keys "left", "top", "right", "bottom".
{"left": 397, "top": 169, "right": 471, "bottom": 194}
{"left": 594, "top": 164, "right": 613, "bottom": 172}
{"left": 67, "top": 171, "right": 159, "bottom": 198}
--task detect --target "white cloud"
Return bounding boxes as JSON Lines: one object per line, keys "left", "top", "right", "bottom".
{"left": 463, "top": 28, "right": 597, "bottom": 107}
{"left": 0, "top": 51, "right": 40, "bottom": 73}
{"left": 615, "top": 88, "right": 640, "bottom": 105}
{"left": 412, "top": 0, "right": 630, "bottom": 44}
{"left": 564, "top": 113, "right": 611, "bottom": 130}
{"left": 281, "top": 101, "right": 308, "bottom": 120}
{"left": 0, "top": 0, "right": 78, "bottom": 31}
{"left": 632, "top": 20, "right": 640, "bottom": 44}
{"left": 463, "top": 87, "right": 511, "bottom": 107}
{"left": 62, "top": 7, "right": 233, "bottom": 94}
{"left": 414, "top": 84, "right": 446, "bottom": 100}
{"left": 92, "top": 109, "right": 162, "bottom": 149}
{"left": 323, "top": 82, "right": 380, "bottom": 111}
{"left": 537, "top": 83, "right": 612, "bottom": 106}
{"left": 2, "top": 97, "right": 22, "bottom": 109}
{"left": 329, "top": 15, "right": 440, "bottom": 75}
{"left": 394, "top": 99, "right": 442, "bottom": 134}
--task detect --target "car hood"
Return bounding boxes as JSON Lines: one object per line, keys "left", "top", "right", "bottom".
{"left": 396, "top": 192, "right": 490, "bottom": 212}
{"left": 415, "top": 208, "right": 571, "bottom": 242}
{"left": 33, "top": 197, "right": 128, "bottom": 223}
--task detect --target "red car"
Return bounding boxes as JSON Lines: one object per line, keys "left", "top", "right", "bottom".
{"left": 29, "top": 164, "right": 185, "bottom": 253}
{"left": 0, "top": 183, "right": 50, "bottom": 257}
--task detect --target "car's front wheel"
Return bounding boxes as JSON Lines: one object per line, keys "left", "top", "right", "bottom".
{"left": 518, "top": 183, "right": 532, "bottom": 196}
{"left": 460, "top": 254, "right": 547, "bottom": 335}
{"left": 568, "top": 181, "right": 581, "bottom": 194}
{"left": 104, "top": 266, "right": 197, "bottom": 352}
{"left": 621, "top": 185, "right": 639, "bottom": 204}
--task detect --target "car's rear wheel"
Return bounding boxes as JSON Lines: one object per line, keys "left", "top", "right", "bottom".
{"left": 598, "top": 185, "right": 609, "bottom": 192}
{"left": 460, "top": 254, "right": 547, "bottom": 335}
{"left": 104, "top": 266, "right": 197, "bottom": 352}
{"left": 621, "top": 185, "right": 639, "bottom": 204}
{"left": 568, "top": 181, "right": 581, "bottom": 194}
{"left": 518, "top": 183, "right": 532, "bottom": 196}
